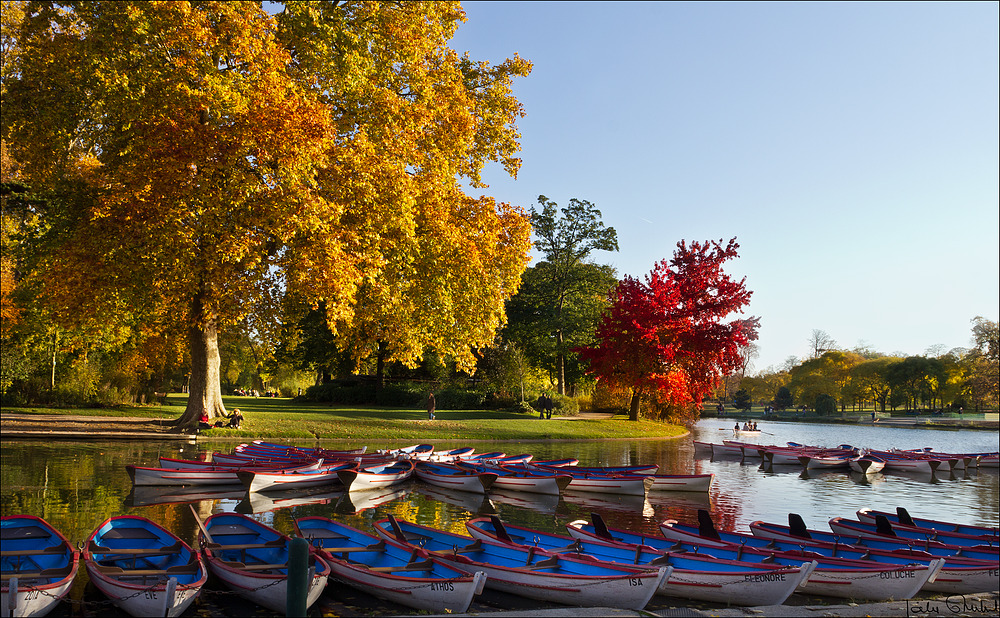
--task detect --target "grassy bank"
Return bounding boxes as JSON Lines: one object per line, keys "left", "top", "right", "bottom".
{"left": 1, "top": 394, "right": 688, "bottom": 442}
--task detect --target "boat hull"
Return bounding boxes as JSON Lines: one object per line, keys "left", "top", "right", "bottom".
{"left": 1, "top": 516, "right": 80, "bottom": 618}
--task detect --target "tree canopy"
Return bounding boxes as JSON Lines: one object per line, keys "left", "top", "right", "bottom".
{"left": 1, "top": 1, "right": 532, "bottom": 424}
{"left": 578, "top": 238, "right": 759, "bottom": 422}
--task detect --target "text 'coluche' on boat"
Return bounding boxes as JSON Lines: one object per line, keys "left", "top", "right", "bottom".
{"left": 468, "top": 516, "right": 811, "bottom": 606}
{"left": 372, "top": 515, "right": 667, "bottom": 610}
{"left": 196, "top": 511, "right": 330, "bottom": 613}
{"left": 83, "top": 515, "right": 206, "bottom": 617}
{"left": 294, "top": 516, "right": 487, "bottom": 613}
{"left": 2, "top": 515, "right": 80, "bottom": 618}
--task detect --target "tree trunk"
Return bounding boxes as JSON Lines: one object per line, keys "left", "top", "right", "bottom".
{"left": 556, "top": 330, "right": 565, "bottom": 396}
{"left": 175, "top": 295, "right": 227, "bottom": 427}
{"left": 628, "top": 389, "right": 641, "bottom": 421}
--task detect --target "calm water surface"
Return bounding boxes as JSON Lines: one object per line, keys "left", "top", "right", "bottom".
{"left": 2, "top": 419, "right": 997, "bottom": 615}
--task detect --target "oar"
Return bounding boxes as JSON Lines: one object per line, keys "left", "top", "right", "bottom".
{"left": 189, "top": 505, "right": 215, "bottom": 545}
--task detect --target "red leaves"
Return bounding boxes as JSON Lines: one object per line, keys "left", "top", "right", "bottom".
{"left": 578, "top": 238, "right": 759, "bottom": 413}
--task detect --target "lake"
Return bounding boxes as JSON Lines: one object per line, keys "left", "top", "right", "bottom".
{"left": 2, "top": 418, "right": 997, "bottom": 615}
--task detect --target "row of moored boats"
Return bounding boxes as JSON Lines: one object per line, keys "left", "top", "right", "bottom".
{"left": 696, "top": 440, "right": 1000, "bottom": 474}
{"left": 3, "top": 505, "right": 997, "bottom": 615}
{"left": 127, "top": 441, "right": 716, "bottom": 496}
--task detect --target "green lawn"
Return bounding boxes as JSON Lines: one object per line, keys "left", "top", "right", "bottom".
{"left": 3, "top": 394, "right": 688, "bottom": 441}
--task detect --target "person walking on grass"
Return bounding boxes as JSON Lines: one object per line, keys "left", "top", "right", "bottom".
{"left": 427, "top": 392, "right": 436, "bottom": 420}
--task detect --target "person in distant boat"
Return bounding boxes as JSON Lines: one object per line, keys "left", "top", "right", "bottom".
{"left": 734, "top": 423, "right": 740, "bottom": 432}
{"left": 427, "top": 392, "right": 436, "bottom": 420}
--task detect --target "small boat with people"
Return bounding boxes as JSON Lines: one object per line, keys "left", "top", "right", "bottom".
{"left": 372, "top": 516, "right": 667, "bottom": 610}
{"left": 83, "top": 515, "right": 206, "bottom": 617}
{"left": 295, "top": 516, "right": 487, "bottom": 613}
{"left": 2, "top": 515, "right": 80, "bottom": 618}
{"left": 197, "top": 511, "right": 330, "bottom": 613}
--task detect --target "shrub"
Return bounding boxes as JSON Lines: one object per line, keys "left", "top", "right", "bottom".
{"left": 814, "top": 393, "right": 837, "bottom": 416}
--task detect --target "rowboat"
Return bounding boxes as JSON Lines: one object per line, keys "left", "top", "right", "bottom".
{"left": 199, "top": 512, "right": 330, "bottom": 613}
{"left": 2, "top": 515, "right": 79, "bottom": 618}
{"left": 647, "top": 473, "right": 714, "bottom": 492}
{"left": 693, "top": 440, "right": 714, "bottom": 455}
{"left": 867, "top": 450, "right": 947, "bottom": 474}
{"left": 414, "top": 461, "right": 498, "bottom": 494}
{"left": 723, "top": 440, "right": 763, "bottom": 458}
{"left": 526, "top": 457, "right": 580, "bottom": 467}
{"left": 157, "top": 456, "right": 318, "bottom": 469}
{"left": 750, "top": 515, "right": 1000, "bottom": 557}
{"left": 459, "top": 451, "right": 506, "bottom": 462}
{"left": 856, "top": 508, "right": 999, "bottom": 538}
{"left": 237, "top": 460, "right": 359, "bottom": 492}
{"left": 338, "top": 459, "right": 415, "bottom": 491}
{"left": 709, "top": 442, "right": 745, "bottom": 458}
{"left": 456, "top": 462, "right": 572, "bottom": 496}
{"left": 541, "top": 468, "right": 653, "bottom": 496}
{"left": 84, "top": 515, "right": 206, "bottom": 617}
{"left": 295, "top": 516, "right": 486, "bottom": 613}
{"left": 528, "top": 463, "right": 658, "bottom": 475}
{"left": 476, "top": 453, "right": 533, "bottom": 465}
{"left": 128, "top": 461, "right": 322, "bottom": 486}
{"left": 653, "top": 512, "right": 1000, "bottom": 594}
{"left": 467, "top": 516, "right": 810, "bottom": 606}
{"left": 210, "top": 452, "right": 326, "bottom": 467}
{"left": 573, "top": 513, "right": 937, "bottom": 601}
{"left": 848, "top": 454, "right": 886, "bottom": 474}
{"left": 427, "top": 446, "right": 475, "bottom": 462}
{"left": 828, "top": 517, "right": 1000, "bottom": 549}
{"left": 378, "top": 444, "right": 434, "bottom": 459}
{"left": 372, "top": 516, "right": 667, "bottom": 610}
{"left": 245, "top": 441, "right": 367, "bottom": 457}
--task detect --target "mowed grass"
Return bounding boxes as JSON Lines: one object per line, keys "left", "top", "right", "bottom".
{"left": 2, "top": 394, "right": 687, "bottom": 441}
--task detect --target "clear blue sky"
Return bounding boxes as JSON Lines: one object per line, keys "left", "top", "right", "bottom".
{"left": 450, "top": 1, "right": 999, "bottom": 373}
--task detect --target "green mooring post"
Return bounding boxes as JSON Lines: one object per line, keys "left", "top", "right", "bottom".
{"left": 286, "top": 535, "right": 309, "bottom": 617}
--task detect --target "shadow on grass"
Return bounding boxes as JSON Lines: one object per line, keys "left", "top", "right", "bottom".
{"left": 162, "top": 394, "right": 529, "bottom": 421}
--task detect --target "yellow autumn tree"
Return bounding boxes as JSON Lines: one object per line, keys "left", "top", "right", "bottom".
{"left": 2, "top": 1, "right": 532, "bottom": 424}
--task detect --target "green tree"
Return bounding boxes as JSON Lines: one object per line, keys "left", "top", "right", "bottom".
{"left": 733, "top": 388, "right": 752, "bottom": 411}
{"left": 506, "top": 195, "right": 618, "bottom": 395}
{"left": 814, "top": 393, "right": 837, "bottom": 416}
{"left": 773, "top": 386, "right": 794, "bottom": 410}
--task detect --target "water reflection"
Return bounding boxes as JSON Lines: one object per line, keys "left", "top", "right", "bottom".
{"left": 2, "top": 420, "right": 998, "bottom": 583}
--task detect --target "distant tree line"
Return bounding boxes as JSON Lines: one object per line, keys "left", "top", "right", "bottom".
{"left": 730, "top": 318, "right": 999, "bottom": 414}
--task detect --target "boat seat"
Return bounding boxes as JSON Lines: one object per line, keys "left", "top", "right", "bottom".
{"left": 220, "top": 561, "right": 287, "bottom": 571}
{"left": 301, "top": 529, "right": 351, "bottom": 541}
{"left": 89, "top": 540, "right": 183, "bottom": 555}
{"left": 102, "top": 528, "right": 159, "bottom": 540}
{"left": 95, "top": 562, "right": 200, "bottom": 576}
{"left": 209, "top": 524, "right": 260, "bottom": 536}
{"left": 204, "top": 539, "right": 285, "bottom": 551}
{"left": 1, "top": 526, "right": 52, "bottom": 540}
{"left": 1, "top": 565, "right": 74, "bottom": 581}
{"left": 1, "top": 544, "right": 66, "bottom": 557}
{"left": 525, "top": 556, "right": 560, "bottom": 570}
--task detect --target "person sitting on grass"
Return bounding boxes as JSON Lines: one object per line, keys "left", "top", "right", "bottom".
{"left": 198, "top": 413, "right": 212, "bottom": 430}
{"left": 228, "top": 408, "right": 244, "bottom": 429}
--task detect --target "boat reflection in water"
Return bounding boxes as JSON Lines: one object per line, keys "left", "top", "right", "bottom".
{"left": 560, "top": 490, "right": 648, "bottom": 515}
{"left": 126, "top": 484, "right": 246, "bottom": 507}
{"left": 487, "top": 488, "right": 559, "bottom": 514}
{"left": 236, "top": 486, "right": 346, "bottom": 514}
{"left": 335, "top": 486, "right": 411, "bottom": 514}
{"left": 413, "top": 485, "right": 497, "bottom": 515}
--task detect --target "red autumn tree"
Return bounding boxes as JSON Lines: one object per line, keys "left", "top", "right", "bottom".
{"left": 578, "top": 238, "right": 760, "bottom": 422}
